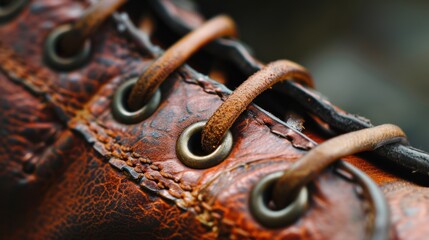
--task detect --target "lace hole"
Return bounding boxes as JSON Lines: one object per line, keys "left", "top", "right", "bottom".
{"left": 43, "top": 24, "right": 91, "bottom": 71}
{"left": 250, "top": 171, "right": 308, "bottom": 228}
{"left": 0, "top": 0, "right": 28, "bottom": 24}
{"left": 176, "top": 121, "right": 233, "bottom": 169}
{"left": 112, "top": 78, "right": 161, "bottom": 124}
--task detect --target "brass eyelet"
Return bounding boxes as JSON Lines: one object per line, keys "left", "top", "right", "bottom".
{"left": 43, "top": 24, "right": 91, "bottom": 71}
{"left": 0, "top": 0, "right": 28, "bottom": 24}
{"left": 250, "top": 171, "right": 308, "bottom": 228}
{"left": 176, "top": 121, "right": 233, "bottom": 169}
{"left": 112, "top": 78, "right": 161, "bottom": 124}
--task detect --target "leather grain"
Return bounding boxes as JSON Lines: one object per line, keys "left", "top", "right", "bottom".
{"left": 0, "top": 0, "right": 428, "bottom": 239}
{"left": 149, "top": 0, "right": 429, "bottom": 175}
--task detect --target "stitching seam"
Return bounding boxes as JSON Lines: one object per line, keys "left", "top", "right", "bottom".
{"left": 76, "top": 115, "right": 250, "bottom": 235}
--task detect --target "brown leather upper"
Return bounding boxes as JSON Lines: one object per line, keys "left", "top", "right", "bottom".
{"left": 0, "top": 1, "right": 428, "bottom": 240}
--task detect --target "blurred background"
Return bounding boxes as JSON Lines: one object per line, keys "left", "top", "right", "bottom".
{"left": 198, "top": 0, "right": 429, "bottom": 151}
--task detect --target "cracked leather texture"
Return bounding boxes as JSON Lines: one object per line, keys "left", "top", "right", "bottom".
{"left": 0, "top": 0, "right": 428, "bottom": 239}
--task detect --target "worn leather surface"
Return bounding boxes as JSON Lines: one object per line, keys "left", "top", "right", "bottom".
{"left": 150, "top": 0, "right": 429, "bottom": 175}
{"left": 0, "top": 0, "right": 428, "bottom": 239}
{"left": 154, "top": 2, "right": 429, "bottom": 239}
{"left": 304, "top": 130, "right": 429, "bottom": 240}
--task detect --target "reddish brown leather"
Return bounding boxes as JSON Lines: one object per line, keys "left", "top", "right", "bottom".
{"left": 304, "top": 130, "right": 429, "bottom": 240}
{"left": 201, "top": 60, "right": 312, "bottom": 152}
{"left": 0, "top": 1, "right": 428, "bottom": 240}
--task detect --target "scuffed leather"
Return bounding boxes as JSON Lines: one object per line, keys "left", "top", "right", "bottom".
{"left": 0, "top": 0, "right": 427, "bottom": 240}
{"left": 150, "top": 0, "right": 429, "bottom": 175}
{"left": 306, "top": 131, "right": 429, "bottom": 240}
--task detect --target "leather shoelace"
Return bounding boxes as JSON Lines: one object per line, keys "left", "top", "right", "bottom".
{"left": 56, "top": 0, "right": 126, "bottom": 57}
{"left": 201, "top": 60, "right": 314, "bottom": 152}
{"left": 4, "top": 0, "right": 409, "bottom": 235}
{"left": 273, "top": 124, "right": 406, "bottom": 208}
{"left": 115, "top": 8, "right": 407, "bottom": 216}
{"left": 69, "top": 0, "right": 408, "bottom": 209}
{"left": 127, "top": 15, "right": 237, "bottom": 110}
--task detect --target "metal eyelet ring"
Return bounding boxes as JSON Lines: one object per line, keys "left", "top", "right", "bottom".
{"left": 0, "top": 0, "right": 28, "bottom": 24}
{"left": 176, "top": 121, "right": 233, "bottom": 169}
{"left": 112, "top": 78, "right": 161, "bottom": 124}
{"left": 43, "top": 24, "right": 91, "bottom": 71}
{"left": 250, "top": 171, "right": 308, "bottom": 228}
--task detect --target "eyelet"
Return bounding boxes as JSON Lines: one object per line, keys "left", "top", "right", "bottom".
{"left": 0, "top": 0, "right": 28, "bottom": 24}
{"left": 43, "top": 24, "right": 91, "bottom": 71}
{"left": 112, "top": 77, "right": 161, "bottom": 124}
{"left": 250, "top": 171, "right": 308, "bottom": 228}
{"left": 176, "top": 121, "right": 233, "bottom": 169}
